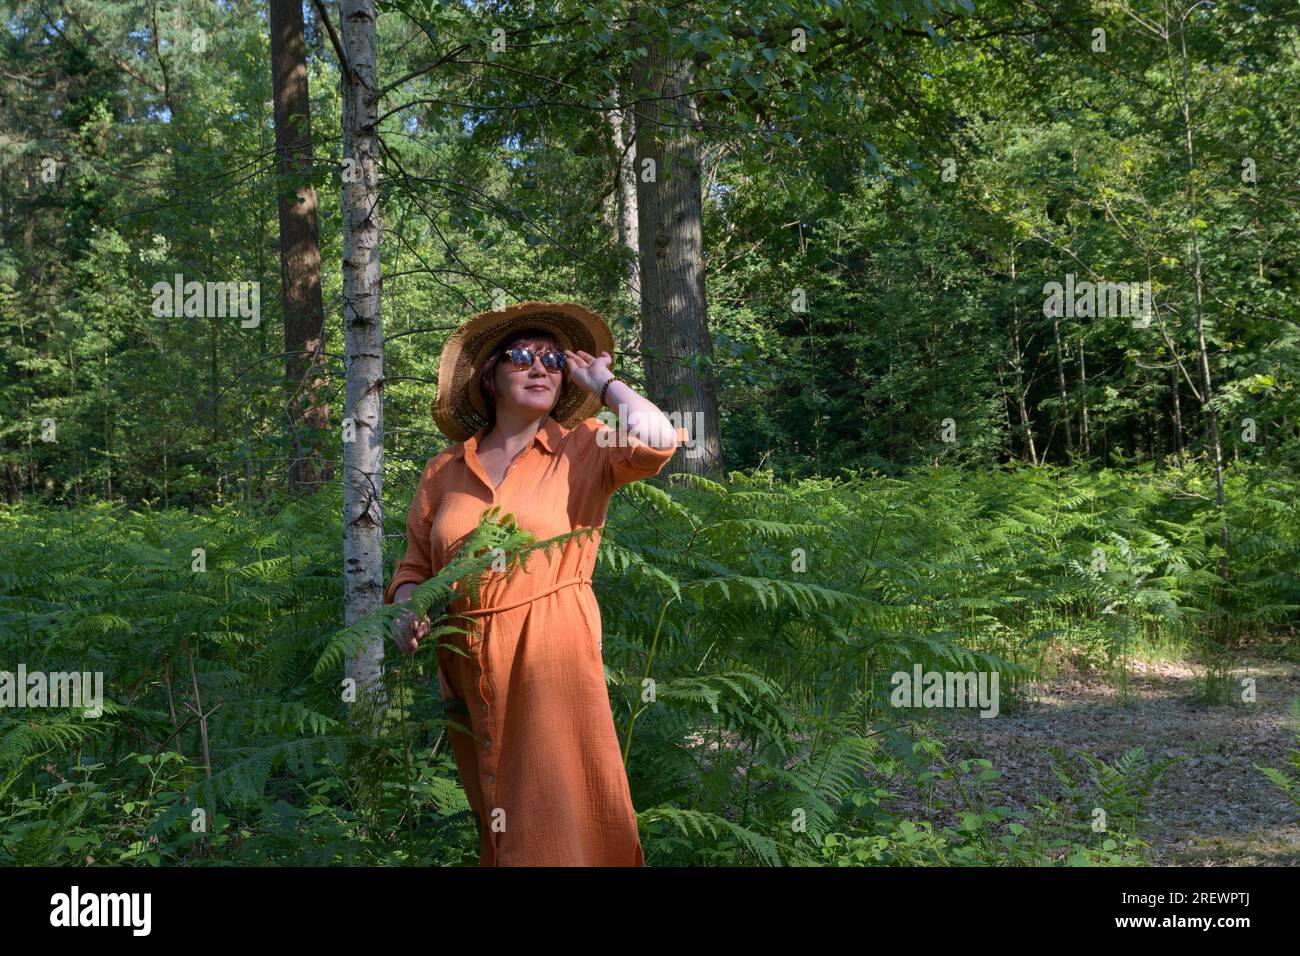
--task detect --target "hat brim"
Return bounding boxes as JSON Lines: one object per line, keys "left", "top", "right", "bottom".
{"left": 431, "top": 301, "right": 617, "bottom": 442}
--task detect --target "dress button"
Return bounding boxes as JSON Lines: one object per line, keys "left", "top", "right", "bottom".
{"left": 487, "top": 774, "right": 495, "bottom": 784}
{"left": 484, "top": 738, "right": 492, "bottom": 752}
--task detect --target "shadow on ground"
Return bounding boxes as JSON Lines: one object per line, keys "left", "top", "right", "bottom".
{"left": 910, "top": 656, "right": 1300, "bottom": 865}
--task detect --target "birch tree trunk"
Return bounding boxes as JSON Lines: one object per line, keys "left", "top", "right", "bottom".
{"left": 630, "top": 8, "right": 721, "bottom": 476}
{"left": 340, "top": 0, "right": 386, "bottom": 707}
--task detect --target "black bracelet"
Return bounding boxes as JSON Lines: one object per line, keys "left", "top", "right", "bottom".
{"left": 599, "top": 375, "right": 620, "bottom": 406}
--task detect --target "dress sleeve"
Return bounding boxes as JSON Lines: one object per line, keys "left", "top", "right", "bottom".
{"left": 576, "top": 416, "right": 683, "bottom": 495}
{"left": 383, "top": 454, "right": 444, "bottom": 605}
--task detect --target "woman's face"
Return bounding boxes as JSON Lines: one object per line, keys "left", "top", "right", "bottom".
{"left": 492, "top": 341, "right": 564, "bottom": 419}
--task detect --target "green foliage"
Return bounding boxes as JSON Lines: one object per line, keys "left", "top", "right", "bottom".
{"left": 1257, "top": 698, "right": 1300, "bottom": 816}
{"left": 1045, "top": 745, "right": 1180, "bottom": 846}
{"left": 0, "top": 0, "right": 1296, "bottom": 866}
{"left": 0, "top": 459, "right": 1295, "bottom": 864}
{"left": 817, "top": 733, "right": 1151, "bottom": 867}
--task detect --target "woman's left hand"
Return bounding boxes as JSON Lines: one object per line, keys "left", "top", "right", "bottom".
{"left": 563, "top": 349, "right": 615, "bottom": 395}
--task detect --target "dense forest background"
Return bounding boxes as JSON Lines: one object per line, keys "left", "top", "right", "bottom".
{"left": 1, "top": 0, "right": 1298, "bottom": 866}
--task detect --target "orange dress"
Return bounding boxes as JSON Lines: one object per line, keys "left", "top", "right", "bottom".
{"left": 382, "top": 414, "right": 679, "bottom": 866}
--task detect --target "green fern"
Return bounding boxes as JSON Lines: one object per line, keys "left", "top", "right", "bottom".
{"left": 638, "top": 805, "right": 782, "bottom": 866}
{"left": 1256, "top": 697, "right": 1300, "bottom": 815}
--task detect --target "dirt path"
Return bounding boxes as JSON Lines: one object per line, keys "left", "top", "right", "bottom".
{"left": 913, "top": 657, "right": 1300, "bottom": 865}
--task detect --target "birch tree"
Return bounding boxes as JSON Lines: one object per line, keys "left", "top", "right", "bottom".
{"left": 337, "top": 0, "right": 386, "bottom": 705}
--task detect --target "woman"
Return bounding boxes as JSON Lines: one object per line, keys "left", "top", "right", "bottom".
{"left": 382, "top": 301, "right": 680, "bottom": 866}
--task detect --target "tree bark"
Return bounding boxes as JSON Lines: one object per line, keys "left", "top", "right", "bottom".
{"left": 1077, "top": 335, "right": 1090, "bottom": 460}
{"left": 1009, "top": 248, "right": 1038, "bottom": 465}
{"left": 1050, "top": 308, "right": 1073, "bottom": 460}
{"left": 608, "top": 94, "right": 642, "bottom": 338}
{"left": 340, "top": 0, "right": 386, "bottom": 707}
{"left": 629, "top": 8, "right": 721, "bottom": 476}
{"left": 1170, "top": 362, "right": 1184, "bottom": 461}
{"left": 270, "top": 0, "right": 331, "bottom": 494}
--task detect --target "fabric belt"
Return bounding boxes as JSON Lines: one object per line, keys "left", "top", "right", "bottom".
{"left": 451, "top": 575, "right": 592, "bottom": 618}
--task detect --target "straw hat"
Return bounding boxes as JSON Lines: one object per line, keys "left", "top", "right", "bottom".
{"left": 432, "top": 300, "right": 617, "bottom": 442}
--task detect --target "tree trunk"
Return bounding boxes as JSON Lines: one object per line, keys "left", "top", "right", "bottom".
{"left": 270, "top": 0, "right": 331, "bottom": 494}
{"left": 608, "top": 94, "right": 641, "bottom": 337}
{"left": 103, "top": 350, "right": 111, "bottom": 499}
{"left": 1009, "top": 249, "right": 1038, "bottom": 465}
{"left": 340, "top": 0, "right": 386, "bottom": 707}
{"left": 1170, "top": 362, "right": 1184, "bottom": 462}
{"left": 996, "top": 364, "right": 1018, "bottom": 459}
{"left": 1051, "top": 308, "right": 1073, "bottom": 461}
{"left": 1077, "top": 335, "right": 1090, "bottom": 460}
{"left": 630, "top": 8, "right": 721, "bottom": 476}
{"left": 1171, "top": 9, "right": 1229, "bottom": 628}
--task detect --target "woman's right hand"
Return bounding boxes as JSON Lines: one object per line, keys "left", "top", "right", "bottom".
{"left": 393, "top": 609, "right": 454, "bottom": 700}
{"left": 394, "top": 610, "right": 431, "bottom": 656}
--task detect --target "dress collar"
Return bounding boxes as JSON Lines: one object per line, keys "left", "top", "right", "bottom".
{"left": 455, "top": 415, "right": 563, "bottom": 460}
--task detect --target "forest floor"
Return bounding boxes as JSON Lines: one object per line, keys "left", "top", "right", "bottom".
{"left": 913, "top": 654, "right": 1300, "bottom": 865}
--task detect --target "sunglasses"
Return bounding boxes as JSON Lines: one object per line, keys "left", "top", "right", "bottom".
{"left": 502, "top": 346, "right": 566, "bottom": 372}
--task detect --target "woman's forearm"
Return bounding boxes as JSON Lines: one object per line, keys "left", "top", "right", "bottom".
{"left": 392, "top": 582, "right": 418, "bottom": 605}
{"left": 599, "top": 377, "right": 678, "bottom": 450}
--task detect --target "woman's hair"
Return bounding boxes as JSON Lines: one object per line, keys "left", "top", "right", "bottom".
{"left": 478, "top": 327, "right": 568, "bottom": 422}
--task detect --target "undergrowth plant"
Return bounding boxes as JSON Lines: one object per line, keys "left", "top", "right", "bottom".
{"left": 1257, "top": 697, "right": 1300, "bottom": 817}
{"left": 0, "top": 460, "right": 1293, "bottom": 864}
